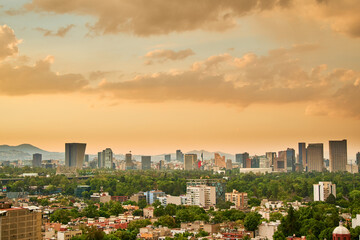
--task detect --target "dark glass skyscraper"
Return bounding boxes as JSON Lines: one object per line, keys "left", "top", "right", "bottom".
{"left": 235, "top": 152, "right": 249, "bottom": 168}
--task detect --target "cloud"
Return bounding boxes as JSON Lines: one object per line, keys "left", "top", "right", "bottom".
{"left": 35, "top": 24, "right": 75, "bottom": 37}
{"left": 0, "top": 56, "right": 88, "bottom": 96}
{"left": 0, "top": 25, "right": 20, "bottom": 61}
{"left": 24, "top": 0, "right": 292, "bottom": 36}
{"left": 144, "top": 49, "right": 194, "bottom": 65}
{"left": 96, "top": 44, "right": 360, "bottom": 118}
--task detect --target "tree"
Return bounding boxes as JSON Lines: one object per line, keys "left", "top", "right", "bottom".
{"left": 270, "top": 212, "right": 283, "bottom": 222}
{"left": 326, "top": 194, "right": 336, "bottom": 204}
{"left": 273, "top": 231, "right": 286, "bottom": 240}
{"left": 155, "top": 215, "right": 177, "bottom": 228}
{"left": 138, "top": 199, "right": 147, "bottom": 209}
{"left": 83, "top": 226, "right": 105, "bottom": 240}
{"left": 50, "top": 209, "right": 71, "bottom": 224}
{"left": 244, "top": 212, "right": 261, "bottom": 232}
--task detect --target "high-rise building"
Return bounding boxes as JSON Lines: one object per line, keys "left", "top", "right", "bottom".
{"left": 226, "top": 159, "right": 232, "bottom": 170}
{"left": 32, "top": 153, "right": 42, "bottom": 168}
{"left": 0, "top": 205, "right": 42, "bottom": 240}
{"left": 165, "top": 154, "right": 171, "bottom": 162}
{"left": 298, "top": 142, "right": 306, "bottom": 170}
{"left": 225, "top": 190, "right": 248, "bottom": 210}
{"left": 265, "top": 152, "right": 276, "bottom": 167}
{"left": 329, "top": 140, "right": 347, "bottom": 172}
{"left": 103, "top": 148, "right": 113, "bottom": 169}
{"left": 313, "top": 181, "right": 336, "bottom": 201}
{"left": 125, "top": 153, "right": 134, "bottom": 170}
{"left": 251, "top": 156, "right": 260, "bottom": 168}
{"left": 214, "top": 153, "right": 226, "bottom": 168}
{"left": 306, "top": 143, "right": 324, "bottom": 172}
{"left": 286, "top": 148, "right": 295, "bottom": 172}
{"left": 184, "top": 154, "right": 197, "bottom": 170}
{"left": 235, "top": 152, "right": 249, "bottom": 168}
{"left": 141, "top": 156, "right": 151, "bottom": 170}
{"left": 84, "top": 154, "right": 89, "bottom": 163}
{"left": 144, "top": 190, "right": 166, "bottom": 204}
{"left": 176, "top": 150, "right": 184, "bottom": 162}
{"left": 187, "top": 179, "right": 226, "bottom": 203}
{"left": 65, "top": 143, "right": 86, "bottom": 169}
{"left": 186, "top": 185, "right": 216, "bottom": 207}
{"left": 97, "top": 151, "right": 103, "bottom": 168}
{"left": 356, "top": 152, "right": 360, "bottom": 166}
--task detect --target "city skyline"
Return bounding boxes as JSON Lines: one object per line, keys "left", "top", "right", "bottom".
{"left": 0, "top": 1, "right": 360, "bottom": 157}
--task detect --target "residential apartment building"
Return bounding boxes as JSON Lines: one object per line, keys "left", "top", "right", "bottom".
{"left": 186, "top": 185, "right": 216, "bottom": 207}
{"left": 225, "top": 189, "right": 248, "bottom": 210}
{"left": 313, "top": 181, "right": 336, "bottom": 201}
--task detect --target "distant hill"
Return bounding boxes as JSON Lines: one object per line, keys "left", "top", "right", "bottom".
{"left": 0, "top": 144, "right": 235, "bottom": 162}
{"left": 0, "top": 144, "right": 64, "bottom": 161}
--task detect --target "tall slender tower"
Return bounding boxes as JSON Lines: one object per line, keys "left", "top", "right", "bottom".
{"left": 298, "top": 142, "right": 306, "bottom": 171}
{"left": 65, "top": 143, "right": 86, "bottom": 169}
{"left": 329, "top": 140, "right": 347, "bottom": 172}
{"left": 306, "top": 143, "right": 324, "bottom": 172}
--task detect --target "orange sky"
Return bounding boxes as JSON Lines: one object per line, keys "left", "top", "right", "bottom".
{"left": 0, "top": 0, "right": 359, "bottom": 158}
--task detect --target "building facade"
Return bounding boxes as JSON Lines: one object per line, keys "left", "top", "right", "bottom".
{"left": 235, "top": 152, "right": 249, "bottom": 168}
{"left": 32, "top": 153, "right": 42, "bottom": 168}
{"left": 0, "top": 207, "right": 42, "bottom": 240}
{"left": 306, "top": 143, "right": 324, "bottom": 172}
{"left": 313, "top": 181, "right": 336, "bottom": 201}
{"left": 65, "top": 143, "right": 86, "bottom": 169}
{"left": 184, "top": 154, "right": 197, "bottom": 170}
{"left": 329, "top": 140, "right": 347, "bottom": 172}
{"left": 141, "top": 156, "right": 151, "bottom": 170}
{"left": 298, "top": 142, "right": 306, "bottom": 170}
{"left": 186, "top": 185, "right": 216, "bottom": 207}
{"left": 225, "top": 189, "right": 248, "bottom": 209}
{"left": 176, "top": 150, "right": 184, "bottom": 162}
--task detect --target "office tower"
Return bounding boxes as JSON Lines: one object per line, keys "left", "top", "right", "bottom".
{"left": 184, "top": 154, "right": 197, "bottom": 170}
{"left": 84, "top": 154, "right": 89, "bottom": 163}
{"left": 186, "top": 185, "right": 216, "bottom": 207}
{"left": 65, "top": 143, "right": 86, "bottom": 169}
{"left": 176, "top": 150, "right": 184, "bottom": 162}
{"left": 306, "top": 143, "right": 324, "bottom": 172}
{"left": 141, "top": 156, "right": 151, "bottom": 170}
{"left": 313, "top": 181, "right": 336, "bottom": 201}
{"left": 0, "top": 204, "right": 42, "bottom": 240}
{"left": 97, "top": 151, "right": 103, "bottom": 168}
{"left": 259, "top": 156, "right": 270, "bottom": 168}
{"left": 187, "top": 179, "right": 226, "bottom": 203}
{"left": 144, "top": 190, "right": 166, "bottom": 204}
{"left": 265, "top": 152, "right": 276, "bottom": 167}
{"left": 235, "top": 152, "right": 249, "bottom": 168}
{"left": 165, "top": 154, "right": 171, "bottom": 162}
{"left": 226, "top": 159, "right": 232, "bottom": 170}
{"left": 214, "top": 153, "right": 226, "bottom": 168}
{"left": 298, "top": 142, "right": 306, "bottom": 170}
{"left": 274, "top": 151, "right": 286, "bottom": 172}
{"left": 32, "top": 153, "right": 42, "bottom": 168}
{"left": 125, "top": 153, "right": 133, "bottom": 170}
{"left": 329, "top": 140, "right": 347, "bottom": 172}
{"left": 251, "top": 156, "right": 260, "bottom": 168}
{"left": 286, "top": 148, "right": 295, "bottom": 172}
{"left": 356, "top": 152, "right": 360, "bottom": 166}
{"left": 225, "top": 190, "right": 248, "bottom": 210}
{"left": 103, "top": 148, "right": 113, "bottom": 169}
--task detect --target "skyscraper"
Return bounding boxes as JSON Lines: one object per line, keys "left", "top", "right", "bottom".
{"left": 84, "top": 154, "right": 89, "bottom": 163}
{"left": 125, "top": 153, "right": 134, "bottom": 170}
{"left": 141, "top": 156, "right": 151, "bottom": 170}
{"left": 298, "top": 142, "right": 306, "bottom": 170}
{"left": 65, "top": 143, "right": 86, "bottom": 169}
{"left": 176, "top": 150, "right": 184, "bottom": 162}
{"left": 286, "top": 148, "right": 296, "bottom": 172}
{"left": 306, "top": 143, "right": 324, "bottom": 172}
{"left": 32, "top": 153, "right": 42, "bottom": 168}
{"left": 184, "top": 154, "right": 197, "bottom": 170}
{"left": 103, "top": 148, "right": 113, "bottom": 169}
{"left": 214, "top": 153, "right": 226, "bottom": 168}
{"left": 356, "top": 152, "right": 360, "bottom": 166}
{"left": 235, "top": 152, "right": 249, "bottom": 168}
{"left": 165, "top": 154, "right": 171, "bottom": 162}
{"left": 265, "top": 152, "right": 276, "bottom": 167}
{"left": 98, "top": 151, "right": 103, "bottom": 168}
{"left": 329, "top": 139, "right": 347, "bottom": 172}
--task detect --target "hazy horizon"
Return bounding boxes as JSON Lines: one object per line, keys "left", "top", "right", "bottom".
{"left": 1, "top": 1, "right": 359, "bottom": 159}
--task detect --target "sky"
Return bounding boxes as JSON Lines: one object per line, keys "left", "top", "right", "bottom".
{"left": 0, "top": 0, "right": 359, "bottom": 158}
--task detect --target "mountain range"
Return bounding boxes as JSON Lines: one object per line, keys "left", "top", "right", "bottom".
{"left": 0, "top": 144, "right": 235, "bottom": 162}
